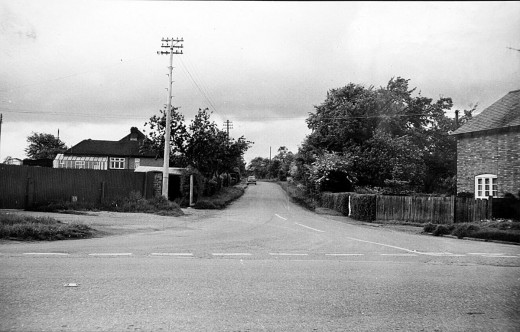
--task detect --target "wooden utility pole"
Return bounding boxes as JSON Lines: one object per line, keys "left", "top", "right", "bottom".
{"left": 0, "top": 113, "right": 3, "bottom": 161}
{"left": 157, "top": 37, "right": 183, "bottom": 199}
{"left": 223, "top": 120, "right": 233, "bottom": 136}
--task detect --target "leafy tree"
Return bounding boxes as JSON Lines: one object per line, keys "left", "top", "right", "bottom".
{"left": 25, "top": 132, "right": 67, "bottom": 159}
{"left": 141, "top": 107, "right": 189, "bottom": 163}
{"left": 247, "top": 157, "right": 270, "bottom": 178}
{"left": 142, "top": 107, "right": 252, "bottom": 188}
{"left": 299, "top": 77, "right": 457, "bottom": 194}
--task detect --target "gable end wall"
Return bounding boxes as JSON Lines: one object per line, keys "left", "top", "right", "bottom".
{"left": 457, "top": 130, "right": 520, "bottom": 197}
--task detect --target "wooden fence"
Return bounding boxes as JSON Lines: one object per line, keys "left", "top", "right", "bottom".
{"left": 320, "top": 192, "right": 493, "bottom": 224}
{"left": 376, "top": 195, "right": 491, "bottom": 224}
{"left": 0, "top": 164, "right": 157, "bottom": 209}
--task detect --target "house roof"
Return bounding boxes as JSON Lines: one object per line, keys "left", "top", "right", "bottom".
{"left": 134, "top": 166, "right": 186, "bottom": 175}
{"left": 451, "top": 89, "right": 520, "bottom": 136}
{"left": 64, "top": 127, "right": 155, "bottom": 158}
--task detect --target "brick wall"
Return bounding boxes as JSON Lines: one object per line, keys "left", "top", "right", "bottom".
{"left": 457, "top": 129, "right": 520, "bottom": 197}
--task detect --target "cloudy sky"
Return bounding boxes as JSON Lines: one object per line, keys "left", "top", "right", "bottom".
{"left": 1, "top": 1, "right": 519, "bottom": 164}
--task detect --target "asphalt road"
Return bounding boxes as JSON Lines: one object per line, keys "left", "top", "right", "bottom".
{"left": 1, "top": 182, "right": 519, "bottom": 331}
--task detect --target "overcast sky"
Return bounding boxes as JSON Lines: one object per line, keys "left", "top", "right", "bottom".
{"left": 1, "top": 1, "right": 519, "bottom": 164}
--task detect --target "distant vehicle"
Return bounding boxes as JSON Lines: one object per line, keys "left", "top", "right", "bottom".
{"left": 247, "top": 176, "right": 257, "bottom": 185}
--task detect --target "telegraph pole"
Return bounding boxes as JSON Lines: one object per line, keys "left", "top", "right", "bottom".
{"left": 223, "top": 120, "right": 233, "bottom": 136}
{"left": 158, "top": 37, "right": 183, "bottom": 199}
{"left": 0, "top": 113, "right": 3, "bottom": 161}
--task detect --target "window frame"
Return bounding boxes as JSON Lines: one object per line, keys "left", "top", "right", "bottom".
{"left": 475, "top": 174, "right": 497, "bottom": 199}
{"left": 109, "top": 157, "right": 126, "bottom": 170}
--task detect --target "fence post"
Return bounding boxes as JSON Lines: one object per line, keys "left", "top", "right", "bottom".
{"left": 488, "top": 196, "right": 493, "bottom": 220}
{"left": 26, "top": 177, "right": 35, "bottom": 209}
{"left": 100, "top": 181, "right": 106, "bottom": 204}
{"left": 450, "top": 195, "right": 455, "bottom": 223}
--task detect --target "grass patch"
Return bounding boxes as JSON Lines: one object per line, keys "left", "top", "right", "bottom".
{"left": 29, "top": 191, "right": 184, "bottom": 217}
{"left": 423, "top": 220, "right": 520, "bottom": 243}
{"left": 0, "top": 212, "right": 95, "bottom": 241}
{"left": 193, "top": 185, "right": 245, "bottom": 210}
{"left": 278, "top": 182, "right": 317, "bottom": 211}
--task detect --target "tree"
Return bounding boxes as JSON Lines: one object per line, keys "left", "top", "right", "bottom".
{"left": 25, "top": 132, "right": 67, "bottom": 159}
{"left": 141, "top": 107, "right": 189, "bottom": 164}
{"left": 142, "top": 107, "right": 252, "bottom": 188}
{"left": 299, "top": 77, "right": 456, "bottom": 194}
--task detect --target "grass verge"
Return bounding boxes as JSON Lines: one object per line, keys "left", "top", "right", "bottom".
{"left": 194, "top": 185, "right": 246, "bottom": 209}
{"left": 29, "top": 192, "right": 184, "bottom": 217}
{"left": 278, "top": 181, "right": 317, "bottom": 211}
{"left": 424, "top": 220, "right": 520, "bottom": 243}
{"left": 0, "top": 212, "right": 95, "bottom": 241}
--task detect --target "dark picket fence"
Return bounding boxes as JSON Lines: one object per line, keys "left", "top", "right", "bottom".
{"left": 320, "top": 192, "right": 493, "bottom": 224}
{"left": 0, "top": 164, "right": 156, "bottom": 209}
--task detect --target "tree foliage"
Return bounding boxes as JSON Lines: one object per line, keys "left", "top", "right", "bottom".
{"left": 25, "top": 132, "right": 67, "bottom": 159}
{"left": 142, "top": 107, "right": 252, "bottom": 181}
{"left": 299, "top": 77, "right": 464, "bottom": 194}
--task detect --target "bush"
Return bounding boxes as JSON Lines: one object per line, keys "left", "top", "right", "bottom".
{"left": 432, "top": 225, "right": 451, "bottom": 236}
{"left": 470, "top": 229, "right": 520, "bottom": 243}
{"left": 423, "top": 223, "right": 436, "bottom": 233}
{"left": 320, "top": 192, "right": 350, "bottom": 215}
{"left": 452, "top": 223, "right": 480, "bottom": 239}
{"left": 350, "top": 194, "right": 376, "bottom": 221}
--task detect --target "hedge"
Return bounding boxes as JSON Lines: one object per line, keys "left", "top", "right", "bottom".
{"left": 348, "top": 194, "right": 376, "bottom": 222}
{"left": 320, "top": 192, "right": 350, "bottom": 216}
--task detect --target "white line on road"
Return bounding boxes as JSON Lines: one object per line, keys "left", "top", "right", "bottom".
{"left": 212, "top": 253, "right": 252, "bottom": 256}
{"left": 88, "top": 253, "right": 133, "bottom": 256}
{"left": 23, "top": 253, "right": 69, "bottom": 256}
{"left": 380, "top": 253, "right": 418, "bottom": 257}
{"left": 269, "top": 253, "right": 309, "bottom": 256}
{"left": 275, "top": 214, "right": 287, "bottom": 220}
{"left": 325, "top": 253, "right": 364, "bottom": 256}
{"left": 150, "top": 253, "right": 193, "bottom": 256}
{"left": 294, "top": 222, "right": 325, "bottom": 233}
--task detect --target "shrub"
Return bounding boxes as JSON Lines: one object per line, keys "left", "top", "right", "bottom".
{"left": 423, "top": 223, "right": 436, "bottom": 233}
{"left": 350, "top": 194, "right": 376, "bottom": 222}
{"left": 452, "top": 224, "right": 480, "bottom": 239}
{"left": 470, "top": 229, "right": 520, "bottom": 243}
{"left": 433, "top": 225, "right": 451, "bottom": 236}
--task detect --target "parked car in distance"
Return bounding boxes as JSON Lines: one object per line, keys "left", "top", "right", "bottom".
{"left": 247, "top": 176, "right": 257, "bottom": 185}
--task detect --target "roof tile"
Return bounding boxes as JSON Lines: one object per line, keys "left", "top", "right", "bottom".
{"left": 452, "top": 89, "right": 520, "bottom": 135}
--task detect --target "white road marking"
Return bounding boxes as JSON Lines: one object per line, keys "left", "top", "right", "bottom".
{"left": 275, "top": 214, "right": 287, "bottom": 220}
{"left": 88, "top": 253, "right": 133, "bottom": 256}
{"left": 23, "top": 253, "right": 69, "bottom": 256}
{"left": 211, "top": 253, "right": 252, "bottom": 256}
{"left": 269, "top": 253, "right": 308, "bottom": 256}
{"left": 294, "top": 222, "right": 325, "bottom": 233}
{"left": 325, "top": 253, "right": 364, "bottom": 256}
{"left": 380, "top": 253, "right": 418, "bottom": 257}
{"left": 150, "top": 253, "right": 193, "bottom": 256}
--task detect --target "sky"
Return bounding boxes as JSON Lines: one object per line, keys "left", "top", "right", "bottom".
{"left": 1, "top": 1, "right": 519, "bottom": 164}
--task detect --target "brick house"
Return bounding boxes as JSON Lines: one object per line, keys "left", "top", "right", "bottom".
{"left": 54, "top": 127, "right": 163, "bottom": 170}
{"left": 451, "top": 89, "right": 520, "bottom": 199}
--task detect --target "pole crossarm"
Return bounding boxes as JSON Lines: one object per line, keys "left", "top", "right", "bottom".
{"left": 157, "top": 37, "right": 183, "bottom": 199}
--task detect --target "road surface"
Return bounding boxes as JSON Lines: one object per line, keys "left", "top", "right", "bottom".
{"left": 1, "top": 182, "right": 519, "bottom": 331}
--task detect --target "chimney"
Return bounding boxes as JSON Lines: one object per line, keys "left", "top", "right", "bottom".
{"left": 130, "top": 127, "right": 139, "bottom": 141}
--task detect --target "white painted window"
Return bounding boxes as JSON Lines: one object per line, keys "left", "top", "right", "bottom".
{"left": 75, "top": 160, "right": 85, "bottom": 169}
{"left": 134, "top": 158, "right": 140, "bottom": 169}
{"left": 475, "top": 174, "right": 497, "bottom": 199}
{"left": 110, "top": 157, "right": 125, "bottom": 169}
